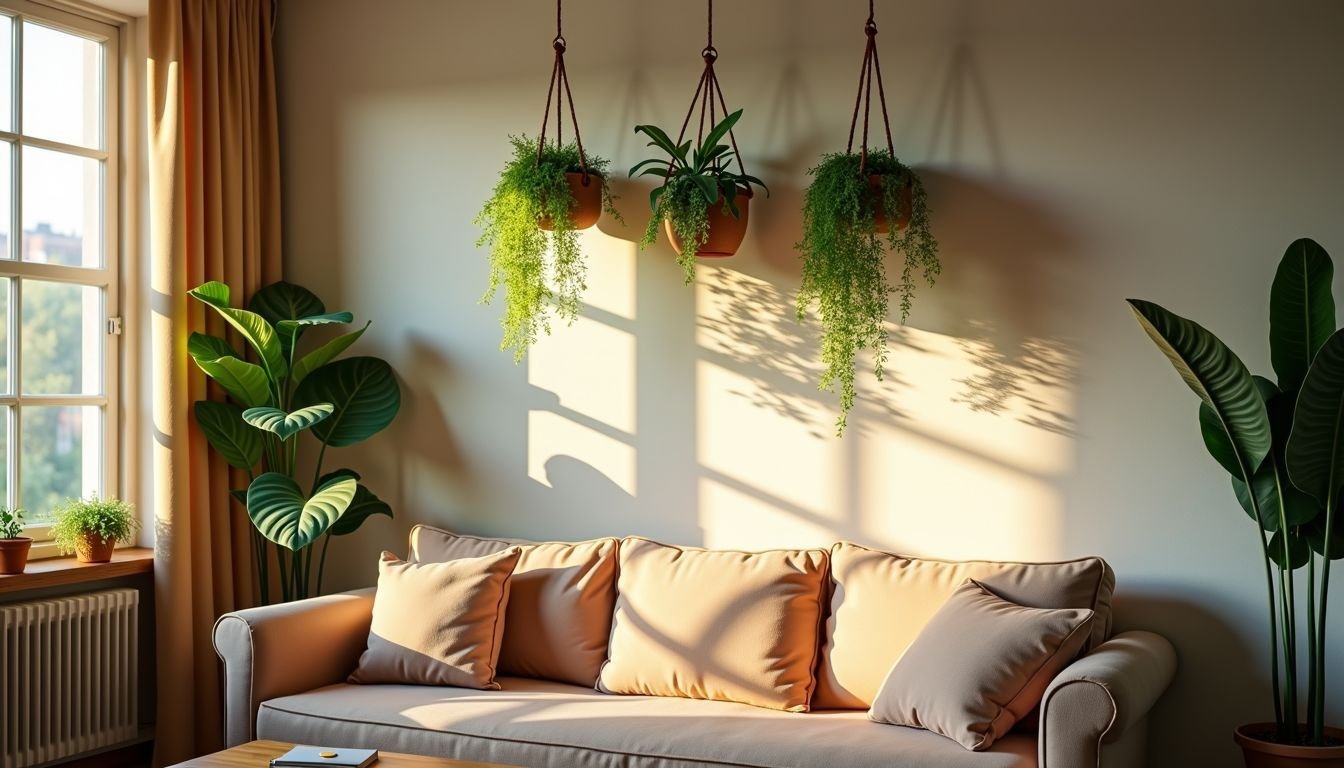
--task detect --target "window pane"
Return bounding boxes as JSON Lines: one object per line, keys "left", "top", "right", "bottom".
{"left": 0, "top": 407, "right": 7, "bottom": 509}
{"left": 0, "top": 277, "right": 9, "bottom": 394}
{"left": 0, "top": 144, "right": 9, "bottom": 260}
{"left": 21, "top": 21, "right": 101, "bottom": 149}
{"left": 20, "top": 405, "right": 100, "bottom": 523}
{"left": 0, "top": 16, "right": 11, "bottom": 133}
{"left": 21, "top": 280, "right": 101, "bottom": 395}
{"left": 21, "top": 147, "right": 101, "bottom": 268}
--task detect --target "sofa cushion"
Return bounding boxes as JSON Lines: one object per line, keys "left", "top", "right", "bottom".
{"left": 868, "top": 580, "right": 1095, "bottom": 750}
{"left": 348, "top": 549, "right": 519, "bottom": 690}
{"left": 409, "top": 525, "right": 618, "bottom": 687}
{"left": 257, "top": 678, "right": 1038, "bottom": 768}
{"left": 597, "top": 537, "right": 828, "bottom": 712}
{"left": 815, "top": 542, "right": 1115, "bottom": 710}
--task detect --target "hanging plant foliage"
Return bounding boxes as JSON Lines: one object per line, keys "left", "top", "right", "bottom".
{"left": 476, "top": 0, "right": 620, "bottom": 362}
{"left": 796, "top": 2, "right": 941, "bottom": 435}
{"left": 477, "top": 137, "right": 618, "bottom": 361}
{"left": 632, "top": 0, "right": 766, "bottom": 283}
{"left": 632, "top": 110, "right": 766, "bottom": 283}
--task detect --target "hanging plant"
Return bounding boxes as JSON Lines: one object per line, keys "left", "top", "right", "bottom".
{"left": 632, "top": 0, "right": 767, "bottom": 283}
{"left": 796, "top": 2, "right": 941, "bottom": 435}
{"left": 476, "top": 0, "right": 620, "bottom": 362}
{"left": 477, "top": 137, "right": 619, "bottom": 361}
{"left": 632, "top": 110, "right": 767, "bottom": 283}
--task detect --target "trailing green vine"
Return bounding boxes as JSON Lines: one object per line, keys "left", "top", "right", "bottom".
{"left": 796, "top": 150, "right": 940, "bottom": 434}
{"left": 476, "top": 136, "right": 620, "bottom": 361}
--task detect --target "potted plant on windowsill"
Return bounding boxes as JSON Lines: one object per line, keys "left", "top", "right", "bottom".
{"left": 1129, "top": 238, "right": 1344, "bottom": 766}
{"left": 795, "top": 150, "right": 939, "bottom": 435}
{"left": 476, "top": 137, "right": 621, "bottom": 362}
{"left": 632, "top": 109, "right": 767, "bottom": 283}
{"left": 52, "top": 497, "right": 139, "bottom": 564}
{"left": 0, "top": 506, "right": 31, "bottom": 574}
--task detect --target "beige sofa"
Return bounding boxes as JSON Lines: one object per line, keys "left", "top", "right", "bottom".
{"left": 213, "top": 537, "right": 1176, "bottom": 768}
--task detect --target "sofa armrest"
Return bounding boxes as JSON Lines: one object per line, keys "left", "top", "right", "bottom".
{"left": 1038, "top": 631, "right": 1177, "bottom": 768}
{"left": 213, "top": 588, "right": 374, "bottom": 747}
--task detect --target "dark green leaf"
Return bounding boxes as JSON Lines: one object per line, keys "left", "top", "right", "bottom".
{"left": 692, "top": 175, "right": 719, "bottom": 204}
{"left": 242, "top": 404, "right": 335, "bottom": 441}
{"left": 246, "top": 471, "right": 356, "bottom": 550}
{"left": 1270, "top": 238, "right": 1334, "bottom": 394}
{"left": 248, "top": 282, "right": 326, "bottom": 329}
{"left": 193, "top": 400, "right": 262, "bottom": 469}
{"left": 1128, "top": 299, "right": 1271, "bottom": 480}
{"left": 331, "top": 481, "right": 393, "bottom": 536}
{"left": 187, "top": 332, "right": 236, "bottom": 364}
{"left": 277, "top": 312, "right": 355, "bottom": 336}
{"left": 634, "top": 124, "right": 681, "bottom": 159}
{"left": 193, "top": 355, "right": 272, "bottom": 408}
{"left": 649, "top": 185, "right": 666, "bottom": 212}
{"left": 294, "top": 356, "right": 401, "bottom": 447}
{"left": 1305, "top": 504, "right": 1344, "bottom": 560}
{"left": 1268, "top": 529, "right": 1312, "bottom": 569}
{"left": 700, "top": 110, "right": 743, "bottom": 162}
{"left": 189, "top": 281, "right": 287, "bottom": 381}
{"left": 292, "top": 322, "right": 369, "bottom": 385}
{"left": 1287, "top": 329, "right": 1344, "bottom": 505}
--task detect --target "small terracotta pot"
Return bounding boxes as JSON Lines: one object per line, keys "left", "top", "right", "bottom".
{"left": 869, "top": 175, "right": 912, "bottom": 234}
{"left": 539, "top": 172, "right": 603, "bottom": 231}
{"left": 76, "top": 532, "right": 116, "bottom": 564}
{"left": 665, "top": 186, "right": 753, "bottom": 259}
{"left": 1235, "top": 723, "right": 1344, "bottom": 768}
{"left": 0, "top": 537, "right": 32, "bottom": 574}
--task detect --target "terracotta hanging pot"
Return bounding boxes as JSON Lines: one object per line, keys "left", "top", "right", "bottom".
{"left": 0, "top": 537, "right": 32, "bottom": 574}
{"left": 869, "top": 175, "right": 912, "bottom": 234}
{"left": 1235, "top": 723, "right": 1344, "bottom": 768}
{"left": 539, "top": 172, "right": 603, "bottom": 231}
{"left": 76, "top": 532, "right": 116, "bottom": 564}
{"left": 666, "top": 187, "right": 753, "bottom": 259}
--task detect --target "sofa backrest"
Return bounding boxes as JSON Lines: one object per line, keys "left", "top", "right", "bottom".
{"left": 812, "top": 541, "right": 1116, "bottom": 710}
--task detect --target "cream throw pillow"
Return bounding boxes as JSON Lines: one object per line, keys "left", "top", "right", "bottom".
{"left": 868, "top": 579, "right": 1095, "bottom": 750}
{"left": 596, "top": 537, "right": 829, "bottom": 712}
{"left": 409, "top": 525, "right": 619, "bottom": 686}
{"left": 349, "top": 548, "right": 520, "bottom": 689}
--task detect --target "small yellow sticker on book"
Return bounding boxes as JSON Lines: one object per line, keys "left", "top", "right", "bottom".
{"left": 319, "top": 754, "right": 337, "bottom": 759}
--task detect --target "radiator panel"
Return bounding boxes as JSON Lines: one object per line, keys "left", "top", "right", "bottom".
{"left": 1, "top": 589, "right": 139, "bottom": 768}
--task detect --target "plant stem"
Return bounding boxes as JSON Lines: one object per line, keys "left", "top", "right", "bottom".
{"left": 316, "top": 533, "right": 332, "bottom": 596}
{"left": 276, "top": 546, "right": 291, "bottom": 602}
{"left": 1258, "top": 530, "right": 1287, "bottom": 738}
{"left": 1278, "top": 561, "right": 1298, "bottom": 737}
{"left": 1307, "top": 552, "right": 1319, "bottom": 739}
{"left": 1315, "top": 494, "right": 1335, "bottom": 745}
{"left": 310, "top": 441, "right": 330, "bottom": 495}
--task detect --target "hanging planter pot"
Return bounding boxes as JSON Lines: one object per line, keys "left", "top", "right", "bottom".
{"left": 476, "top": 1, "right": 622, "bottom": 362}
{"left": 795, "top": 1, "right": 941, "bottom": 435}
{"left": 631, "top": 0, "right": 768, "bottom": 283}
{"left": 665, "top": 185, "right": 753, "bottom": 258}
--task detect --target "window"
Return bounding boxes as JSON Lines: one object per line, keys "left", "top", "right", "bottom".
{"left": 0, "top": 1, "right": 119, "bottom": 542}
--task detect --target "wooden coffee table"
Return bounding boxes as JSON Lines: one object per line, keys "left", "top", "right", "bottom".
{"left": 172, "top": 740, "right": 518, "bottom": 767}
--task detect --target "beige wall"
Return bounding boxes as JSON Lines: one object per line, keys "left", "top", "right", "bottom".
{"left": 275, "top": 1, "right": 1344, "bottom": 764}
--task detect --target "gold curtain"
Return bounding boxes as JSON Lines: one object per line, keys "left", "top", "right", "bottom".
{"left": 148, "top": 0, "right": 282, "bottom": 762}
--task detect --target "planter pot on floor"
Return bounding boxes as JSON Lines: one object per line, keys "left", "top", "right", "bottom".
{"left": 0, "top": 537, "right": 32, "bottom": 574}
{"left": 1236, "top": 723, "right": 1344, "bottom": 768}
{"left": 869, "top": 175, "right": 912, "bottom": 235}
{"left": 76, "top": 533, "right": 116, "bottom": 564}
{"left": 666, "top": 187, "right": 753, "bottom": 258}
{"left": 538, "top": 172, "right": 603, "bottom": 231}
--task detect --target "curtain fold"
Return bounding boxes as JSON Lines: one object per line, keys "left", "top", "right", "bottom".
{"left": 147, "top": 0, "right": 282, "bottom": 763}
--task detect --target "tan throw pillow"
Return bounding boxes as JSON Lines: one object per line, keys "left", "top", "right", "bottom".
{"left": 868, "top": 579, "right": 1095, "bottom": 750}
{"left": 349, "top": 548, "right": 520, "bottom": 689}
{"left": 596, "top": 537, "right": 829, "bottom": 712}
{"left": 409, "top": 525, "right": 618, "bottom": 686}
{"left": 815, "top": 541, "right": 1114, "bottom": 709}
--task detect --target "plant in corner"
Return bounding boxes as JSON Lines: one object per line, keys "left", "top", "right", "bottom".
{"left": 632, "top": 109, "right": 768, "bottom": 283}
{"left": 188, "top": 280, "right": 401, "bottom": 603}
{"left": 1129, "top": 238, "right": 1344, "bottom": 763}
{"left": 795, "top": 150, "right": 939, "bottom": 435}
{"left": 52, "top": 497, "right": 138, "bottom": 564}
{"left": 476, "top": 136, "right": 621, "bottom": 362}
{"left": 0, "top": 506, "right": 31, "bottom": 574}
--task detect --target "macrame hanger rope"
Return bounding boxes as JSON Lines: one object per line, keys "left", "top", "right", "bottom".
{"left": 672, "top": 0, "right": 746, "bottom": 176}
{"left": 846, "top": 0, "right": 895, "bottom": 176}
{"left": 536, "top": 0, "right": 590, "bottom": 181}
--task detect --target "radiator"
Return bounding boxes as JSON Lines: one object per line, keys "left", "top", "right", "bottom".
{"left": 0, "top": 589, "right": 140, "bottom": 768}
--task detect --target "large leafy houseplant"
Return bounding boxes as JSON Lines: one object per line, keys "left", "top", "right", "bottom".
{"left": 1129, "top": 239, "right": 1343, "bottom": 752}
{"left": 795, "top": 150, "right": 939, "bottom": 435}
{"left": 189, "top": 281, "right": 401, "bottom": 603}
{"left": 477, "top": 137, "right": 620, "bottom": 361}
{"left": 631, "top": 109, "right": 768, "bottom": 283}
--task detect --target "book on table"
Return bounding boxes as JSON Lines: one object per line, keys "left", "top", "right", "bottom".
{"left": 270, "top": 745, "right": 378, "bottom": 767}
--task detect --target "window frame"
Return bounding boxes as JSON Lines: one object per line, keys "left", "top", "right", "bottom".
{"left": 0, "top": 0, "right": 120, "bottom": 551}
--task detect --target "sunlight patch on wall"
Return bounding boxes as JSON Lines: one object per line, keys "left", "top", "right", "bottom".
{"left": 528, "top": 313, "right": 636, "bottom": 435}
{"left": 578, "top": 232, "right": 636, "bottom": 320}
{"left": 698, "top": 474, "right": 840, "bottom": 551}
{"left": 526, "top": 410, "right": 636, "bottom": 496}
